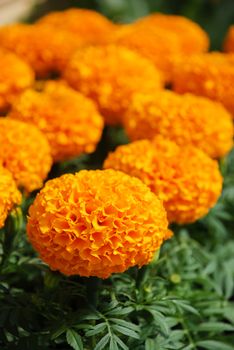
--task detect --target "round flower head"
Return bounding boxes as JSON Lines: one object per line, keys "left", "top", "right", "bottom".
{"left": 135, "top": 13, "right": 209, "bottom": 54}
{"left": 104, "top": 138, "right": 223, "bottom": 224}
{"left": 109, "top": 24, "right": 182, "bottom": 83}
{"left": 172, "top": 52, "right": 234, "bottom": 115}
{"left": 223, "top": 26, "right": 234, "bottom": 52}
{"left": 27, "top": 169, "right": 170, "bottom": 278}
{"left": 0, "top": 24, "right": 83, "bottom": 78}
{"left": 37, "top": 8, "right": 116, "bottom": 45}
{"left": 124, "top": 90, "right": 233, "bottom": 159}
{"left": 0, "top": 119, "right": 52, "bottom": 193}
{"left": 63, "top": 45, "right": 163, "bottom": 125}
{"left": 0, "top": 166, "right": 22, "bottom": 229}
{"left": 9, "top": 81, "right": 104, "bottom": 162}
{"left": 0, "top": 48, "right": 34, "bottom": 113}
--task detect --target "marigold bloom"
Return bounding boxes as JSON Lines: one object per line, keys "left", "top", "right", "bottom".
{"left": 37, "top": 8, "right": 116, "bottom": 45}
{"left": 223, "top": 26, "right": 234, "bottom": 52}
{"left": 27, "top": 169, "right": 170, "bottom": 278}
{"left": 172, "top": 52, "right": 234, "bottom": 115}
{"left": 64, "top": 45, "right": 163, "bottom": 125}
{"left": 0, "top": 166, "right": 22, "bottom": 229}
{"left": 9, "top": 81, "right": 104, "bottom": 162}
{"left": 0, "top": 24, "right": 83, "bottom": 78}
{"left": 124, "top": 91, "right": 233, "bottom": 158}
{"left": 104, "top": 138, "right": 222, "bottom": 224}
{"left": 0, "top": 49, "right": 34, "bottom": 113}
{"left": 135, "top": 13, "right": 209, "bottom": 54}
{"left": 0, "top": 119, "right": 52, "bottom": 193}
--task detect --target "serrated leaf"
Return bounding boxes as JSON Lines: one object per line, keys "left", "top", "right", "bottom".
{"left": 197, "top": 322, "right": 234, "bottom": 332}
{"left": 109, "top": 318, "right": 139, "bottom": 332}
{"left": 114, "top": 335, "right": 129, "bottom": 350}
{"left": 66, "top": 329, "right": 83, "bottom": 350}
{"left": 109, "top": 337, "right": 119, "bottom": 350}
{"left": 144, "top": 308, "right": 169, "bottom": 336}
{"left": 86, "top": 322, "right": 106, "bottom": 337}
{"left": 112, "top": 324, "right": 140, "bottom": 339}
{"left": 94, "top": 334, "right": 110, "bottom": 350}
{"left": 196, "top": 340, "right": 234, "bottom": 350}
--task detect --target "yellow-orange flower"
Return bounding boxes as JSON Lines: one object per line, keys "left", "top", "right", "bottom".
{"left": 27, "top": 169, "right": 170, "bottom": 278}
{"left": 0, "top": 165, "right": 22, "bottom": 229}
{"left": 0, "top": 48, "right": 34, "bottom": 113}
{"left": 171, "top": 52, "right": 234, "bottom": 115}
{"left": 104, "top": 138, "right": 222, "bottom": 224}
{"left": 123, "top": 90, "right": 233, "bottom": 158}
{"left": 223, "top": 25, "right": 234, "bottom": 52}
{"left": 0, "top": 119, "right": 52, "bottom": 193}
{"left": 37, "top": 8, "right": 116, "bottom": 45}
{"left": 135, "top": 13, "right": 209, "bottom": 54}
{"left": 9, "top": 81, "right": 104, "bottom": 162}
{"left": 0, "top": 24, "right": 83, "bottom": 78}
{"left": 63, "top": 45, "right": 163, "bottom": 125}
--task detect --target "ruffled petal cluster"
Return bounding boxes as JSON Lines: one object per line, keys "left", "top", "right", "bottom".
{"left": 223, "top": 25, "right": 234, "bottom": 52}
{"left": 0, "top": 119, "right": 52, "bottom": 193}
{"left": 9, "top": 81, "right": 104, "bottom": 162}
{"left": 63, "top": 45, "right": 163, "bottom": 125}
{"left": 123, "top": 90, "right": 233, "bottom": 158}
{"left": 0, "top": 48, "right": 34, "bottom": 113}
{"left": 37, "top": 8, "right": 116, "bottom": 45}
{"left": 0, "top": 166, "right": 22, "bottom": 229}
{"left": 0, "top": 24, "right": 83, "bottom": 78}
{"left": 108, "top": 14, "right": 208, "bottom": 82}
{"left": 104, "top": 138, "right": 223, "bottom": 224}
{"left": 171, "top": 52, "right": 234, "bottom": 115}
{"left": 27, "top": 169, "right": 170, "bottom": 278}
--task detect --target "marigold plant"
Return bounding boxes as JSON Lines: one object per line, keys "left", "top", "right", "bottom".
{"left": 104, "top": 138, "right": 223, "bottom": 224}
{"left": 9, "top": 81, "right": 104, "bottom": 162}
{"left": 63, "top": 45, "right": 163, "bottom": 125}
{"left": 223, "top": 25, "right": 234, "bottom": 52}
{"left": 172, "top": 52, "right": 234, "bottom": 115}
{"left": 0, "top": 49, "right": 34, "bottom": 113}
{"left": 0, "top": 24, "right": 83, "bottom": 78}
{"left": 27, "top": 169, "right": 170, "bottom": 278}
{"left": 135, "top": 13, "right": 209, "bottom": 54}
{"left": 0, "top": 166, "right": 22, "bottom": 229}
{"left": 37, "top": 8, "right": 116, "bottom": 45}
{"left": 123, "top": 90, "right": 233, "bottom": 158}
{"left": 0, "top": 119, "right": 52, "bottom": 193}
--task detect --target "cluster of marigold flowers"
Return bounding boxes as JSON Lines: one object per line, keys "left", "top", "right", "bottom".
{"left": 0, "top": 8, "right": 233, "bottom": 278}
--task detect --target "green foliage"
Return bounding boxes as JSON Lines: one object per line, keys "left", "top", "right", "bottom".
{"left": 0, "top": 126, "right": 234, "bottom": 349}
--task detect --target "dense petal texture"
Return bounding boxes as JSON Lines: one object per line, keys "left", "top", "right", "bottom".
{"left": 37, "top": 8, "right": 116, "bottom": 45}
{"left": 0, "top": 166, "right": 22, "bottom": 229}
{"left": 104, "top": 138, "right": 223, "bottom": 224}
{"left": 172, "top": 52, "right": 234, "bottom": 115}
{"left": 0, "top": 24, "right": 83, "bottom": 78}
{"left": 27, "top": 169, "right": 170, "bottom": 278}
{"left": 9, "top": 81, "right": 104, "bottom": 162}
{"left": 63, "top": 45, "right": 163, "bottom": 125}
{"left": 124, "top": 90, "right": 233, "bottom": 158}
{"left": 135, "top": 14, "right": 209, "bottom": 54}
{"left": 0, "top": 119, "right": 52, "bottom": 192}
{"left": 0, "top": 49, "right": 34, "bottom": 113}
{"left": 223, "top": 25, "right": 234, "bottom": 52}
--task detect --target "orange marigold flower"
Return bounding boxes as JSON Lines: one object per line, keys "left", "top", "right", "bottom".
{"left": 27, "top": 169, "right": 170, "bottom": 278}
{"left": 0, "top": 166, "right": 22, "bottom": 229}
{"left": 0, "top": 119, "right": 52, "bottom": 193}
{"left": 123, "top": 90, "right": 233, "bottom": 159}
{"left": 9, "top": 81, "right": 104, "bottom": 162}
{"left": 0, "top": 24, "right": 83, "bottom": 78}
{"left": 223, "top": 25, "right": 234, "bottom": 52}
{"left": 171, "top": 52, "right": 234, "bottom": 115}
{"left": 64, "top": 45, "right": 163, "bottom": 125}
{"left": 0, "top": 48, "right": 34, "bottom": 113}
{"left": 135, "top": 13, "right": 209, "bottom": 54}
{"left": 37, "top": 8, "right": 116, "bottom": 45}
{"left": 104, "top": 138, "right": 222, "bottom": 224}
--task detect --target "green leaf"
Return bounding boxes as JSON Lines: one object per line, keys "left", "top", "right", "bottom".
{"left": 94, "top": 334, "right": 110, "bottom": 350}
{"left": 196, "top": 340, "right": 234, "bottom": 350}
{"left": 66, "top": 329, "right": 83, "bottom": 350}
{"left": 109, "top": 337, "right": 119, "bottom": 350}
{"left": 197, "top": 322, "right": 234, "bottom": 332}
{"left": 112, "top": 324, "right": 140, "bottom": 339}
{"left": 114, "top": 335, "right": 128, "bottom": 350}
{"left": 86, "top": 322, "right": 106, "bottom": 337}
{"left": 145, "top": 339, "right": 155, "bottom": 350}
{"left": 109, "top": 318, "right": 139, "bottom": 332}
